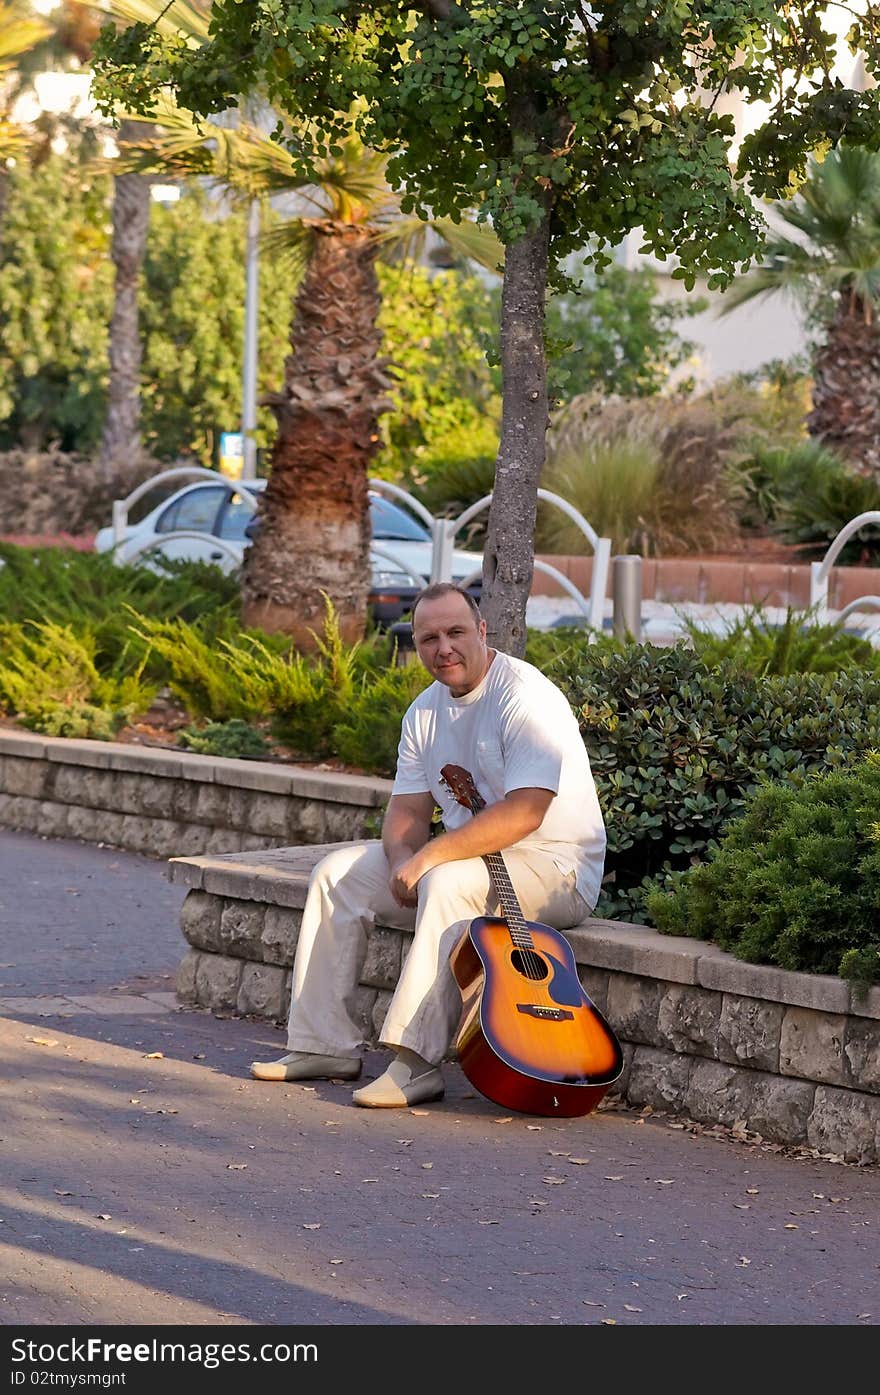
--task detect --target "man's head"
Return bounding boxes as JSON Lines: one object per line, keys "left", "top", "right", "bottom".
{"left": 411, "top": 583, "right": 490, "bottom": 697}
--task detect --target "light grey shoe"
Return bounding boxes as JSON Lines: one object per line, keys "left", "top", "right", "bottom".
{"left": 249, "top": 1051, "right": 362, "bottom": 1082}
{"left": 352, "top": 1057, "right": 445, "bottom": 1108}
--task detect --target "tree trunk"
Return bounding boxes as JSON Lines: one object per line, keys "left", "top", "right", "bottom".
{"left": 240, "top": 220, "right": 394, "bottom": 648}
{"left": 807, "top": 293, "right": 880, "bottom": 477}
{"left": 99, "top": 120, "right": 150, "bottom": 476}
{"left": 481, "top": 90, "right": 552, "bottom": 658}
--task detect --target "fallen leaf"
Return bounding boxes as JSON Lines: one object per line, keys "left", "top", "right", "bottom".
{"left": 493, "top": 1117, "right": 514, "bottom": 1124}
{"left": 654, "top": 1179, "right": 675, "bottom": 1185}
{"left": 604, "top": 1175, "right": 624, "bottom": 1181}
{"left": 192, "top": 1053, "right": 205, "bottom": 1060}
{"left": 542, "top": 1176, "right": 566, "bottom": 1185}
{"left": 548, "top": 1150, "right": 570, "bottom": 1157}
{"left": 829, "top": 1197, "right": 849, "bottom": 1204}
{"left": 421, "top": 1163, "right": 434, "bottom": 1170}
{"left": 302, "top": 1224, "right": 321, "bottom": 1230}
{"left": 329, "top": 1259, "right": 344, "bottom": 1265}
{"left": 812, "top": 1193, "right": 825, "bottom": 1200}
{"left": 582, "top": 1301, "right": 605, "bottom": 1308}
{"left": 676, "top": 1294, "right": 690, "bottom": 1301}
{"left": 737, "top": 1256, "right": 751, "bottom": 1267}
{"left": 96, "top": 1214, "right": 111, "bottom": 1221}
{"left": 601, "top": 1319, "right": 617, "bottom": 1325}
{"left": 26, "top": 1036, "right": 58, "bottom": 1047}
{"left": 784, "top": 1223, "right": 798, "bottom": 1230}
{"left": 477, "top": 1220, "right": 500, "bottom": 1225}
{"left": 857, "top": 1313, "right": 871, "bottom": 1320}
{"left": 734, "top": 1203, "right": 750, "bottom": 1210}
{"left": 567, "top": 1157, "right": 591, "bottom": 1166}
{"left": 54, "top": 1190, "right": 73, "bottom": 1197}
{"left": 226, "top": 1163, "right": 248, "bottom": 1171}
{"left": 623, "top": 1304, "right": 642, "bottom": 1312}
{"left": 526, "top": 1124, "right": 542, "bottom": 1131}
{"left": 396, "top": 1139, "right": 413, "bottom": 1146}
{"left": 746, "top": 1187, "right": 759, "bottom": 1195}
{"left": 410, "top": 1109, "right": 430, "bottom": 1116}
{"left": 143, "top": 1052, "right": 164, "bottom": 1060}
{"left": 422, "top": 1192, "right": 440, "bottom": 1199}
{"left": 129, "top": 1098, "right": 140, "bottom": 1104}
{"left": 361, "top": 1178, "right": 380, "bottom": 1184}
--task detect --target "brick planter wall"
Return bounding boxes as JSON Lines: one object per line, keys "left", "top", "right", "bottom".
{"left": 169, "top": 844, "right": 880, "bottom": 1164}
{"left": 0, "top": 730, "right": 391, "bottom": 857}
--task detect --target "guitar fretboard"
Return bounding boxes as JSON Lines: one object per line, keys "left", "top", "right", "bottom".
{"left": 483, "top": 853, "right": 535, "bottom": 950}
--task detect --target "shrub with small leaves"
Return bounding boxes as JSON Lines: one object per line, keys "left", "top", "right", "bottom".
{"left": 553, "top": 643, "right": 880, "bottom": 922}
{"left": 646, "top": 754, "right": 880, "bottom": 985}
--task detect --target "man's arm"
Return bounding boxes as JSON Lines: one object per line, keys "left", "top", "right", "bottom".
{"left": 382, "top": 791, "right": 437, "bottom": 906}
{"left": 392, "top": 787, "right": 554, "bottom": 900}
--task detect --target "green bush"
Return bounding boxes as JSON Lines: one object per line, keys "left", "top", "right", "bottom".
{"left": 0, "top": 620, "right": 153, "bottom": 737}
{"left": 178, "top": 719, "right": 271, "bottom": 759}
{"left": 332, "top": 662, "right": 432, "bottom": 773}
{"left": 681, "top": 604, "right": 880, "bottom": 677}
{"left": 646, "top": 755, "right": 880, "bottom": 986}
{"left": 552, "top": 642, "right": 880, "bottom": 922}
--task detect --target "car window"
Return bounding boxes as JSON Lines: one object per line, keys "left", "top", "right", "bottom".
{"left": 218, "top": 488, "right": 262, "bottom": 540}
{"left": 369, "top": 495, "right": 430, "bottom": 541}
{"left": 156, "top": 486, "right": 227, "bottom": 536}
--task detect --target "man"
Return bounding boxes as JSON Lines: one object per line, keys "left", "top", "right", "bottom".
{"left": 250, "top": 582, "right": 606, "bottom": 1108}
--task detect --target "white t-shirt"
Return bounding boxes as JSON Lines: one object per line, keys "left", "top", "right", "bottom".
{"left": 391, "top": 651, "right": 606, "bottom": 910}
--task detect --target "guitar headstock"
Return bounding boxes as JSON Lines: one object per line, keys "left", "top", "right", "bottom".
{"left": 440, "top": 763, "right": 485, "bottom": 813}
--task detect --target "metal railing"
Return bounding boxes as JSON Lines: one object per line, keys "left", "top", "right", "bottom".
{"left": 108, "top": 467, "right": 612, "bottom": 627}
{"left": 809, "top": 511, "right": 880, "bottom": 624}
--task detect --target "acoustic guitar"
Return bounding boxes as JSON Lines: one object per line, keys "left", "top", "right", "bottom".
{"left": 441, "top": 763, "right": 623, "bottom": 1118}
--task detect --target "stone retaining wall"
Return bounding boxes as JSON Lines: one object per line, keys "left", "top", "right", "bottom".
{"left": 0, "top": 730, "right": 392, "bottom": 856}
{"left": 168, "top": 844, "right": 880, "bottom": 1164}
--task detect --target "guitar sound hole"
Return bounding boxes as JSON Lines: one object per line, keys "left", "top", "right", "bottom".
{"left": 510, "top": 949, "right": 548, "bottom": 981}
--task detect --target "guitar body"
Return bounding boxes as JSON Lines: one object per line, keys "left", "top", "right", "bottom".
{"left": 450, "top": 916, "right": 624, "bottom": 1118}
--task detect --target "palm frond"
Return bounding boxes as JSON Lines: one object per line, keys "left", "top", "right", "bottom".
{"left": 0, "top": 4, "right": 52, "bottom": 70}
{"left": 90, "top": 0, "right": 211, "bottom": 41}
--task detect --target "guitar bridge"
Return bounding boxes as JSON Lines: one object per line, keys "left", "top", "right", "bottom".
{"left": 517, "top": 1004, "right": 574, "bottom": 1022}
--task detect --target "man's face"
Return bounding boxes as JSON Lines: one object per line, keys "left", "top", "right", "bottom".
{"left": 412, "top": 593, "right": 489, "bottom": 697}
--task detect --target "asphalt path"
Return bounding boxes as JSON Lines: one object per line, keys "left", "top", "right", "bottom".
{"left": 0, "top": 829, "right": 878, "bottom": 1354}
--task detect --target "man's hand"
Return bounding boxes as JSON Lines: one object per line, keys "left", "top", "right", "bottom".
{"left": 389, "top": 850, "right": 428, "bottom": 908}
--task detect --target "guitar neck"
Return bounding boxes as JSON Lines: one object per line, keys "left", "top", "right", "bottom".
{"left": 482, "top": 850, "right": 534, "bottom": 949}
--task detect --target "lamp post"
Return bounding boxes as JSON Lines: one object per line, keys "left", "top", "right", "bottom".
{"left": 241, "top": 197, "right": 260, "bottom": 481}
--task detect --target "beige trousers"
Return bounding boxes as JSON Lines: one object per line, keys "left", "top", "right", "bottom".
{"left": 285, "top": 840, "right": 590, "bottom": 1066}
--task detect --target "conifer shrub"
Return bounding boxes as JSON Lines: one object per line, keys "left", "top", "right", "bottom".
{"left": 646, "top": 755, "right": 880, "bottom": 986}
{"left": 178, "top": 719, "right": 271, "bottom": 759}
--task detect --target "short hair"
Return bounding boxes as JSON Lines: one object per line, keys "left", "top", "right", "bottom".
{"left": 411, "top": 582, "right": 482, "bottom": 625}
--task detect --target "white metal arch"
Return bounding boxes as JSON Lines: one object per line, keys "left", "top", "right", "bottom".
{"left": 809, "top": 511, "right": 880, "bottom": 623}
{"left": 112, "top": 467, "right": 262, "bottom": 549}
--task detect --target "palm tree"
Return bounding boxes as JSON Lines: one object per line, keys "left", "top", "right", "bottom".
{"left": 723, "top": 144, "right": 880, "bottom": 477}
{"left": 89, "top": 2, "right": 212, "bottom": 473}
{"left": 113, "top": 100, "right": 501, "bottom": 645}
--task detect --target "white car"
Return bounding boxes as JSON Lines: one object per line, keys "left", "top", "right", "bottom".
{"left": 93, "top": 476, "right": 483, "bottom": 625}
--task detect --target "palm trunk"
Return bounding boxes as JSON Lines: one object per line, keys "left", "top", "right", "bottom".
{"left": 241, "top": 220, "right": 394, "bottom": 648}
{"left": 807, "top": 292, "right": 880, "bottom": 477}
{"left": 481, "top": 86, "right": 552, "bottom": 657}
{"left": 99, "top": 120, "right": 150, "bottom": 475}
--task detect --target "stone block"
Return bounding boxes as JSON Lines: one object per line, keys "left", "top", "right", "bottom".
{"left": 193, "top": 783, "right": 232, "bottom": 828}
{"left": 683, "top": 1058, "right": 756, "bottom": 1127}
{"left": 779, "top": 1006, "right": 846, "bottom": 1086}
{"left": 697, "top": 955, "right": 850, "bottom": 1014}
{"left": 67, "top": 804, "right": 121, "bottom": 845}
{"left": 219, "top": 900, "right": 265, "bottom": 960}
{"left": 0, "top": 792, "right": 39, "bottom": 830}
{"left": 238, "top": 791, "right": 291, "bottom": 838}
{"left": 113, "top": 772, "right": 179, "bottom": 818}
{"left": 167, "top": 823, "right": 213, "bottom": 858}
{"left": 194, "top": 953, "right": 242, "bottom": 1012}
{"left": 36, "top": 800, "right": 72, "bottom": 840}
{"left": 362, "top": 929, "right": 403, "bottom": 990}
{"left": 176, "top": 949, "right": 200, "bottom": 1003}
{"left": 578, "top": 966, "right": 610, "bottom": 1017}
{"left": 3, "top": 755, "right": 48, "bottom": 799}
{"left": 238, "top": 962, "right": 287, "bottom": 1021}
{"left": 180, "top": 890, "right": 223, "bottom": 953}
{"left": 743, "top": 1075, "right": 815, "bottom": 1145}
{"left": 351, "top": 984, "right": 379, "bottom": 1043}
{"left": 286, "top": 799, "right": 328, "bottom": 843}
{"left": 607, "top": 1040, "right": 634, "bottom": 1098}
{"left": 807, "top": 1085, "right": 880, "bottom": 1164}
{"left": 567, "top": 920, "right": 704, "bottom": 985}
{"left": 848, "top": 982, "right": 880, "bottom": 1020}
{"left": 843, "top": 1018, "right": 880, "bottom": 1094}
{"left": 657, "top": 984, "right": 722, "bottom": 1059}
{"left": 718, "top": 994, "right": 784, "bottom": 1072}
{"left": 239, "top": 833, "right": 280, "bottom": 852}
{"left": 204, "top": 828, "right": 244, "bottom": 855}
{"left": 605, "top": 973, "right": 665, "bottom": 1047}
{"left": 261, "top": 905, "right": 301, "bottom": 966}
{"left": 52, "top": 765, "right": 118, "bottom": 808}
{"left": 624, "top": 1045, "right": 692, "bottom": 1111}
